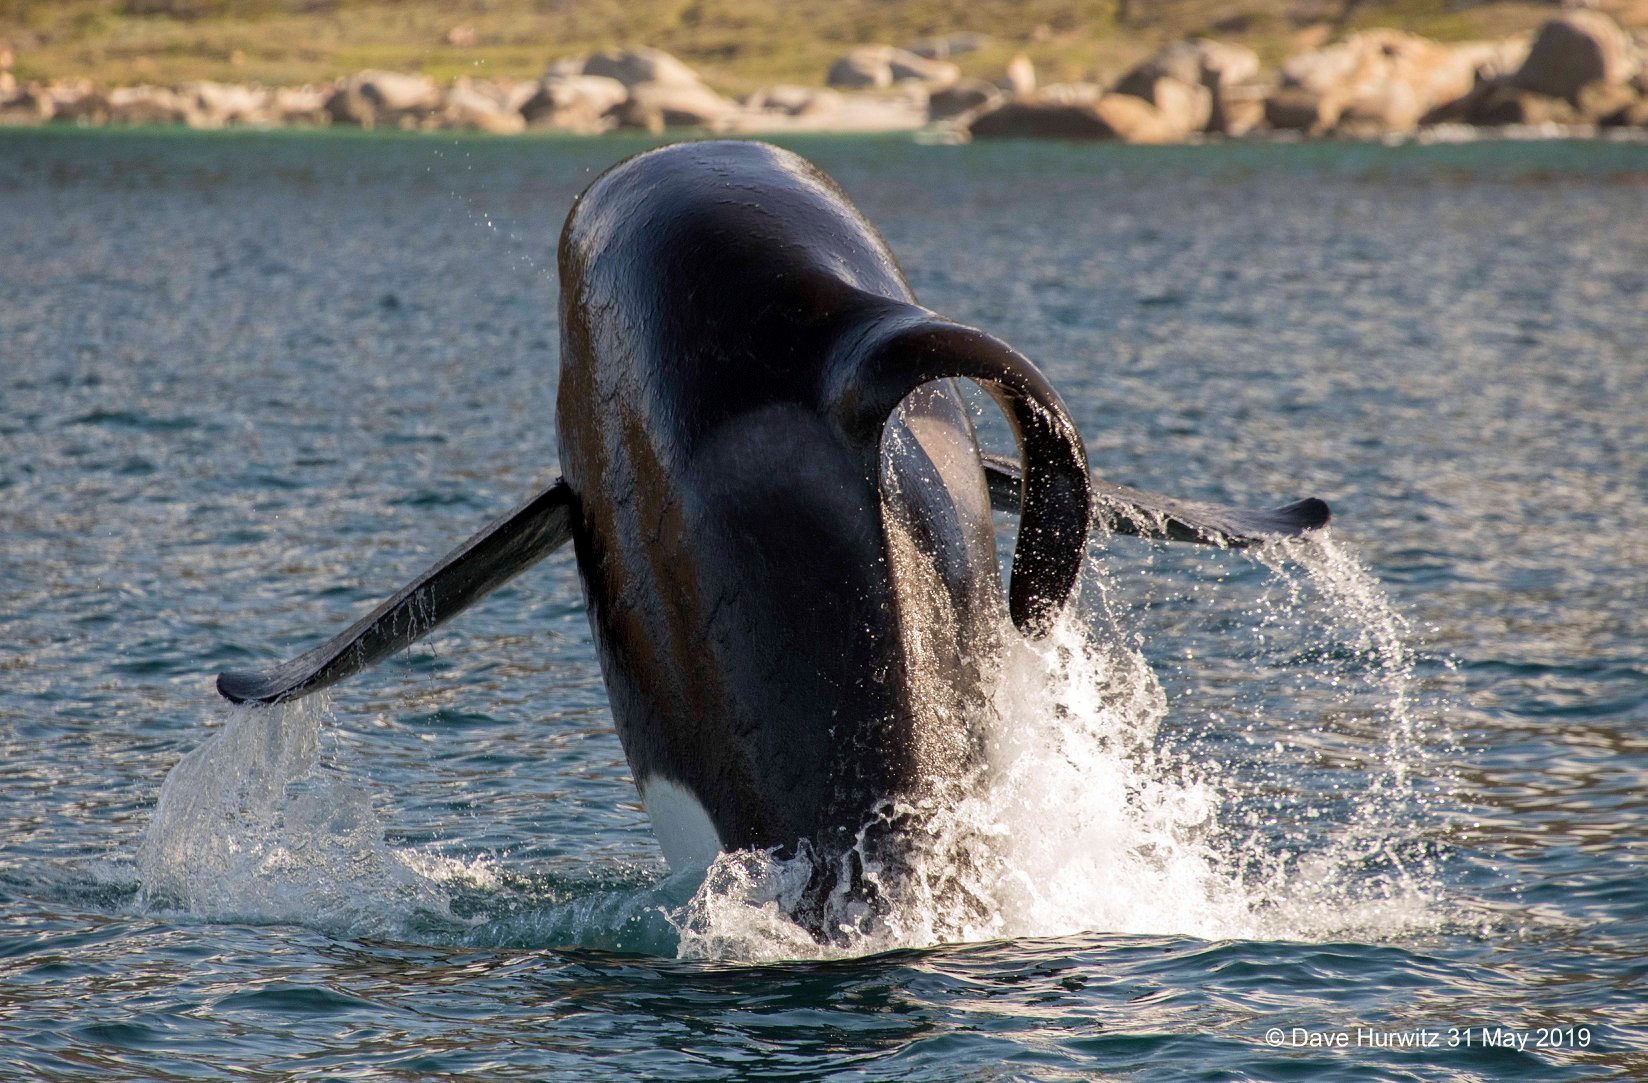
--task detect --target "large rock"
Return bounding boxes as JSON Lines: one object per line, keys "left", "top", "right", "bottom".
{"left": 1577, "top": 81, "right": 1643, "bottom": 125}
{"left": 271, "top": 85, "right": 329, "bottom": 125}
{"left": 436, "top": 80, "right": 526, "bottom": 133}
{"left": 1511, "top": 11, "right": 1638, "bottom": 104}
{"left": 962, "top": 92, "right": 1178, "bottom": 142}
{"left": 107, "top": 85, "right": 192, "bottom": 126}
{"left": 1265, "top": 86, "right": 1335, "bottom": 132}
{"left": 179, "top": 81, "right": 270, "bottom": 128}
{"left": 828, "top": 47, "right": 893, "bottom": 89}
{"left": 1116, "top": 38, "right": 1260, "bottom": 97}
{"left": 1278, "top": 30, "right": 1505, "bottom": 135}
{"left": 1115, "top": 38, "right": 1261, "bottom": 135}
{"left": 0, "top": 82, "right": 52, "bottom": 124}
{"left": 1602, "top": 91, "right": 1648, "bottom": 128}
{"left": 519, "top": 75, "right": 626, "bottom": 132}
{"left": 1217, "top": 84, "right": 1267, "bottom": 137}
{"left": 1463, "top": 84, "right": 1578, "bottom": 126}
{"left": 612, "top": 80, "right": 734, "bottom": 131}
{"left": 1114, "top": 74, "right": 1211, "bottom": 138}
{"left": 928, "top": 77, "right": 1000, "bottom": 121}
{"left": 45, "top": 81, "right": 111, "bottom": 124}
{"left": 723, "top": 88, "right": 924, "bottom": 133}
{"left": 578, "top": 47, "right": 702, "bottom": 88}
{"left": 888, "top": 50, "right": 959, "bottom": 87}
{"left": 326, "top": 70, "right": 440, "bottom": 129}
{"left": 452, "top": 78, "right": 537, "bottom": 113}
{"left": 828, "top": 45, "right": 958, "bottom": 90}
{"left": 1003, "top": 54, "right": 1036, "bottom": 96}
{"left": 744, "top": 84, "right": 843, "bottom": 118}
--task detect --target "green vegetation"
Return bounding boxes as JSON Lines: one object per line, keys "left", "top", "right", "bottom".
{"left": 1, "top": 0, "right": 1632, "bottom": 92}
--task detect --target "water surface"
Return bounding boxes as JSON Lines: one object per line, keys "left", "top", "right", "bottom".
{"left": 2, "top": 128, "right": 1646, "bottom": 1079}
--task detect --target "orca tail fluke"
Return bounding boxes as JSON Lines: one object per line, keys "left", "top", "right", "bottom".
{"left": 827, "top": 303, "right": 1093, "bottom": 638}
{"left": 215, "top": 479, "right": 577, "bottom": 704}
{"left": 982, "top": 453, "right": 1330, "bottom": 547}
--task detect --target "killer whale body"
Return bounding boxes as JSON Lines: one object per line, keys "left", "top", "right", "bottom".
{"left": 216, "top": 141, "right": 1329, "bottom": 925}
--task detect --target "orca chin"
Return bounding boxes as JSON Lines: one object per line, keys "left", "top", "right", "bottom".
{"left": 212, "top": 140, "right": 1330, "bottom": 935}
{"left": 639, "top": 777, "right": 724, "bottom": 875}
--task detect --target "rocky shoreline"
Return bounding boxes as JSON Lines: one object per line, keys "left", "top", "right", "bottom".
{"left": 2, "top": 12, "right": 1645, "bottom": 143}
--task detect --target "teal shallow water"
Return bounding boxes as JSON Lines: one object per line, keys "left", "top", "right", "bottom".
{"left": 1, "top": 129, "right": 1645, "bottom": 1079}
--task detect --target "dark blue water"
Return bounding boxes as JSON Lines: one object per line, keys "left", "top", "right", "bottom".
{"left": 2, "top": 128, "right": 1645, "bottom": 1079}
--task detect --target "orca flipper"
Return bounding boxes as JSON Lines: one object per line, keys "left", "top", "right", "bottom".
{"left": 216, "top": 479, "right": 576, "bottom": 704}
{"left": 982, "top": 454, "right": 1328, "bottom": 547}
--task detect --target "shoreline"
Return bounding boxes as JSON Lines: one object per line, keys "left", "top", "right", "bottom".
{"left": 6, "top": 115, "right": 1647, "bottom": 150}
{"left": 4, "top": 14, "right": 1646, "bottom": 147}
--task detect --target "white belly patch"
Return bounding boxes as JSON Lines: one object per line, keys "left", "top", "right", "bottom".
{"left": 638, "top": 776, "right": 724, "bottom": 873}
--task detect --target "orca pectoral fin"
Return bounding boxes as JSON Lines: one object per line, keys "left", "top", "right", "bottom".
{"left": 216, "top": 478, "right": 576, "bottom": 705}
{"left": 982, "top": 454, "right": 1329, "bottom": 547}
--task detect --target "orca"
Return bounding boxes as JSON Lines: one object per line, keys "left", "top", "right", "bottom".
{"left": 217, "top": 141, "right": 1328, "bottom": 922}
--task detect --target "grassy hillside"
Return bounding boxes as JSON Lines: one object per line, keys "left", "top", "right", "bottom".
{"left": 4, "top": 0, "right": 1645, "bottom": 93}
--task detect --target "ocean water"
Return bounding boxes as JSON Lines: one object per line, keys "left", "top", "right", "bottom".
{"left": 1, "top": 128, "right": 1645, "bottom": 1079}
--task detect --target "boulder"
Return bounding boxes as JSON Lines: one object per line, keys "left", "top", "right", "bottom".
{"left": 811, "top": 89, "right": 927, "bottom": 131}
{"left": 928, "top": 77, "right": 1000, "bottom": 121}
{"left": 45, "top": 81, "right": 111, "bottom": 124}
{"left": 1464, "top": 84, "right": 1578, "bottom": 126}
{"left": 1217, "top": 84, "right": 1267, "bottom": 136}
{"left": 1115, "top": 38, "right": 1260, "bottom": 98}
{"left": 0, "top": 83, "right": 50, "bottom": 124}
{"left": 437, "top": 80, "right": 527, "bottom": 133}
{"left": 1003, "top": 54, "right": 1036, "bottom": 96}
{"left": 1265, "top": 86, "right": 1336, "bottom": 133}
{"left": 962, "top": 92, "right": 1178, "bottom": 142}
{"left": 1611, "top": 94, "right": 1648, "bottom": 128}
{"left": 727, "top": 89, "right": 924, "bottom": 132}
{"left": 107, "top": 85, "right": 192, "bottom": 126}
{"left": 1511, "top": 11, "right": 1638, "bottom": 104}
{"left": 827, "top": 46, "right": 894, "bottom": 89}
{"left": 453, "top": 78, "right": 536, "bottom": 112}
{"left": 179, "top": 81, "right": 270, "bottom": 127}
{"left": 888, "top": 50, "right": 959, "bottom": 88}
{"left": 271, "top": 85, "right": 329, "bottom": 125}
{"left": 1279, "top": 30, "right": 1506, "bottom": 135}
{"left": 519, "top": 75, "right": 626, "bottom": 132}
{"left": 1115, "top": 75, "right": 1211, "bottom": 137}
{"left": 744, "top": 84, "right": 843, "bottom": 118}
{"left": 613, "top": 79, "right": 734, "bottom": 130}
{"left": 828, "top": 45, "right": 958, "bottom": 90}
{"left": 543, "top": 55, "right": 586, "bottom": 80}
{"left": 326, "top": 70, "right": 440, "bottom": 129}
{"left": 1473, "top": 34, "right": 1534, "bottom": 83}
{"left": 579, "top": 47, "right": 702, "bottom": 88}
{"left": 1577, "top": 81, "right": 1643, "bottom": 125}
{"left": 1115, "top": 38, "right": 1260, "bottom": 135}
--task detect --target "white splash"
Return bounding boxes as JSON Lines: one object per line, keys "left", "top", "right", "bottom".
{"left": 135, "top": 696, "right": 492, "bottom": 938}
{"left": 673, "top": 530, "right": 1447, "bottom": 961}
{"left": 139, "top": 533, "right": 1443, "bottom": 960}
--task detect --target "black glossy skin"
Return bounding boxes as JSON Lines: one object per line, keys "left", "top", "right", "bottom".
{"left": 555, "top": 141, "right": 1090, "bottom": 864}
